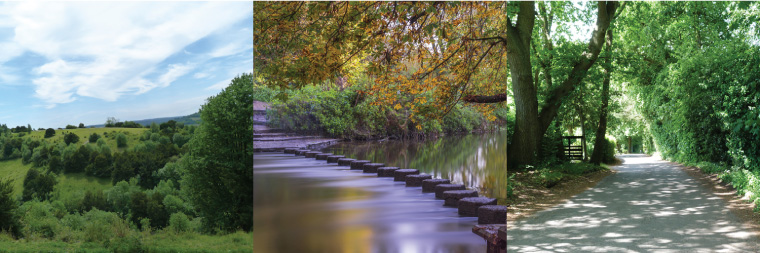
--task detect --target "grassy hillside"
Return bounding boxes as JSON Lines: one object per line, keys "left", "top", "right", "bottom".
{"left": 0, "top": 159, "right": 33, "bottom": 198}
{"left": 54, "top": 172, "right": 112, "bottom": 198}
{"left": 0, "top": 160, "right": 112, "bottom": 199}
{"left": 24, "top": 127, "right": 148, "bottom": 151}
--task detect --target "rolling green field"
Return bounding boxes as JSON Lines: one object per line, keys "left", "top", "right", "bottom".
{"left": 0, "top": 159, "right": 32, "bottom": 198}
{"left": 0, "top": 159, "right": 112, "bottom": 199}
{"left": 24, "top": 127, "right": 148, "bottom": 151}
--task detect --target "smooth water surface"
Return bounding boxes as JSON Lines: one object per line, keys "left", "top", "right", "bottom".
{"left": 253, "top": 132, "right": 505, "bottom": 253}
{"left": 323, "top": 131, "right": 507, "bottom": 201}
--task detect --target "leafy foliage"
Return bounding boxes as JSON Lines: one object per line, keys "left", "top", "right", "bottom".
{"left": 44, "top": 128, "right": 55, "bottom": 138}
{"left": 0, "top": 178, "right": 21, "bottom": 238}
{"left": 183, "top": 73, "right": 253, "bottom": 232}
{"left": 63, "top": 132, "right": 79, "bottom": 145}
{"left": 22, "top": 169, "right": 57, "bottom": 201}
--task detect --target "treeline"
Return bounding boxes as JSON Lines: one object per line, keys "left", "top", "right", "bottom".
{"left": 257, "top": 84, "right": 509, "bottom": 140}
{"left": 606, "top": 3, "right": 760, "bottom": 207}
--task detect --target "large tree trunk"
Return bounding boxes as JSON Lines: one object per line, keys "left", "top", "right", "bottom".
{"left": 590, "top": 29, "right": 613, "bottom": 165}
{"left": 506, "top": 2, "right": 538, "bottom": 169}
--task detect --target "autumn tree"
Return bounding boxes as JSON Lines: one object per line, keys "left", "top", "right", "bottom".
{"left": 255, "top": 2, "right": 507, "bottom": 123}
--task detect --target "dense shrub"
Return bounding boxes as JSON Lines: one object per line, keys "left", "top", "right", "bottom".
{"left": 63, "top": 132, "right": 79, "bottom": 145}
{"left": 0, "top": 179, "right": 21, "bottom": 238}
{"left": 89, "top": 133, "right": 100, "bottom": 143}
{"left": 640, "top": 43, "right": 760, "bottom": 170}
{"left": 105, "top": 180, "right": 140, "bottom": 215}
{"left": 253, "top": 83, "right": 281, "bottom": 102}
{"left": 22, "top": 169, "right": 57, "bottom": 201}
{"left": 44, "top": 128, "right": 55, "bottom": 138}
{"left": 535, "top": 167, "right": 563, "bottom": 188}
{"left": 82, "top": 191, "right": 109, "bottom": 212}
{"left": 168, "top": 212, "right": 190, "bottom": 234}
{"left": 116, "top": 133, "right": 128, "bottom": 148}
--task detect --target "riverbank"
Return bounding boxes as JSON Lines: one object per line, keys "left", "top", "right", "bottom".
{"left": 253, "top": 84, "right": 509, "bottom": 140}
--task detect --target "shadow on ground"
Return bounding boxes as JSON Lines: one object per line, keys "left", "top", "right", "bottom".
{"left": 507, "top": 154, "right": 760, "bottom": 252}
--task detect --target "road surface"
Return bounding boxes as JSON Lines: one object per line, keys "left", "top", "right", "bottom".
{"left": 507, "top": 154, "right": 760, "bottom": 252}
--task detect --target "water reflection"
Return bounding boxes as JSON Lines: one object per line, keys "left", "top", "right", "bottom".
{"left": 254, "top": 131, "right": 504, "bottom": 253}
{"left": 323, "top": 131, "right": 507, "bottom": 203}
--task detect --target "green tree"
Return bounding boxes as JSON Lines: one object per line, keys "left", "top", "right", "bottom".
{"left": 116, "top": 133, "right": 128, "bottom": 148}
{"left": 79, "top": 123, "right": 85, "bottom": 128}
{"left": 0, "top": 178, "right": 21, "bottom": 238}
{"left": 22, "top": 169, "right": 57, "bottom": 201}
{"left": 44, "top": 128, "right": 55, "bottom": 138}
{"left": 48, "top": 155, "right": 63, "bottom": 174}
{"left": 89, "top": 133, "right": 100, "bottom": 143}
{"left": 182, "top": 73, "right": 253, "bottom": 232}
{"left": 63, "top": 132, "right": 79, "bottom": 145}
{"left": 65, "top": 124, "right": 77, "bottom": 129}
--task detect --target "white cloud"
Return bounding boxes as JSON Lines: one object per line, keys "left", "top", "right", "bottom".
{"left": 205, "top": 78, "right": 232, "bottom": 91}
{"left": 158, "top": 63, "right": 195, "bottom": 88}
{"left": 1, "top": 2, "right": 252, "bottom": 107}
{"left": 193, "top": 72, "right": 209, "bottom": 79}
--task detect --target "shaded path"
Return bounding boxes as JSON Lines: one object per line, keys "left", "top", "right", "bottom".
{"left": 507, "top": 154, "right": 760, "bottom": 252}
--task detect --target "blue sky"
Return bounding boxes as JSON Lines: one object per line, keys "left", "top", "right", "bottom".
{"left": 0, "top": 2, "right": 252, "bottom": 129}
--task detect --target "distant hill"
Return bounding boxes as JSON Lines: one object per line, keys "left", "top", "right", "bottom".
{"left": 88, "top": 112, "right": 201, "bottom": 128}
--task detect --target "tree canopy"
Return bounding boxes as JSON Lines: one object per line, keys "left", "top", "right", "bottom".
{"left": 182, "top": 73, "right": 253, "bottom": 232}
{"left": 255, "top": 2, "right": 507, "bottom": 121}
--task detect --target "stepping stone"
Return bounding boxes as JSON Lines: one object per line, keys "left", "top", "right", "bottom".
{"left": 477, "top": 205, "right": 507, "bottom": 224}
{"left": 458, "top": 197, "right": 497, "bottom": 217}
{"left": 283, "top": 148, "right": 298, "bottom": 154}
{"left": 295, "top": 150, "right": 311, "bottom": 156}
{"left": 305, "top": 151, "right": 321, "bottom": 158}
{"left": 435, "top": 184, "right": 466, "bottom": 199}
{"left": 442, "top": 190, "right": 479, "bottom": 207}
{"left": 393, "top": 169, "right": 419, "bottom": 181}
{"left": 337, "top": 158, "right": 356, "bottom": 166}
{"left": 316, "top": 153, "right": 333, "bottom": 160}
{"left": 377, "top": 167, "right": 400, "bottom": 177}
{"left": 326, "top": 155, "right": 345, "bottom": 163}
{"left": 363, "top": 163, "right": 385, "bottom": 173}
{"left": 406, "top": 174, "right": 432, "bottom": 187}
{"left": 350, "top": 160, "right": 370, "bottom": 170}
{"left": 422, "top": 179, "right": 451, "bottom": 192}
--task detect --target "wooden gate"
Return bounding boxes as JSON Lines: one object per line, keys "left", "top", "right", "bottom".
{"left": 562, "top": 136, "right": 585, "bottom": 161}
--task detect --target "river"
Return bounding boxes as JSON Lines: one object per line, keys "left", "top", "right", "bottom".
{"left": 253, "top": 131, "right": 506, "bottom": 253}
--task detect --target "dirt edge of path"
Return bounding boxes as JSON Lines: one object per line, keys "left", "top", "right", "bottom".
{"left": 507, "top": 167, "right": 616, "bottom": 225}
{"left": 678, "top": 162, "right": 760, "bottom": 238}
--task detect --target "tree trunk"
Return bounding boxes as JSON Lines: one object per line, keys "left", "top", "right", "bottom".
{"left": 590, "top": 29, "right": 613, "bottom": 165}
{"left": 506, "top": 2, "right": 538, "bottom": 169}
{"left": 579, "top": 103, "right": 588, "bottom": 162}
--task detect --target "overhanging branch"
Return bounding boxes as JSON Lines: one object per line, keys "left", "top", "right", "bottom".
{"left": 463, "top": 93, "right": 507, "bottom": 103}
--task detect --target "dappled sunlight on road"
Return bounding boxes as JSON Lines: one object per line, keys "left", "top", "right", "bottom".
{"left": 507, "top": 155, "right": 760, "bottom": 252}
